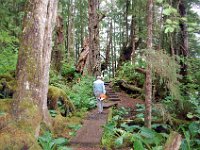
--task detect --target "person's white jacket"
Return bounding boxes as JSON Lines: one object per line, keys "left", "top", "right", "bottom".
{"left": 93, "top": 79, "right": 106, "bottom": 97}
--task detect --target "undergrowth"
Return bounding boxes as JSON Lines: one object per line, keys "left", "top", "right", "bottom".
{"left": 102, "top": 105, "right": 200, "bottom": 150}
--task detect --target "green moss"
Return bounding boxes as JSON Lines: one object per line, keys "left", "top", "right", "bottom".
{"left": 52, "top": 112, "right": 85, "bottom": 138}
{"left": 52, "top": 114, "right": 69, "bottom": 138}
{"left": 16, "top": 99, "right": 42, "bottom": 133}
{"left": 0, "top": 126, "right": 42, "bottom": 150}
{"left": 0, "top": 73, "right": 14, "bottom": 81}
{"left": 0, "top": 73, "right": 16, "bottom": 98}
{"left": 0, "top": 99, "right": 13, "bottom": 112}
{"left": 48, "top": 86, "right": 75, "bottom": 116}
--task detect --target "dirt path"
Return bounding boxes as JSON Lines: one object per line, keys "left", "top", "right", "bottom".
{"left": 69, "top": 84, "right": 143, "bottom": 150}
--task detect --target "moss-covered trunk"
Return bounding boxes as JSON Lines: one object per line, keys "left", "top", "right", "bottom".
{"left": 13, "top": 0, "right": 58, "bottom": 136}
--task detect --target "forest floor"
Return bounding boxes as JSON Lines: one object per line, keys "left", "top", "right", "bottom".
{"left": 69, "top": 84, "right": 144, "bottom": 150}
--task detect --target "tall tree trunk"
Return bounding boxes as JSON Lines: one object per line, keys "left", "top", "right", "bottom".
{"left": 88, "top": 0, "right": 101, "bottom": 76}
{"left": 178, "top": 0, "right": 189, "bottom": 77}
{"left": 14, "top": 0, "right": 58, "bottom": 136}
{"left": 125, "top": 0, "right": 130, "bottom": 43}
{"left": 67, "top": 0, "right": 75, "bottom": 63}
{"left": 105, "top": 21, "right": 112, "bottom": 71}
{"left": 110, "top": 21, "right": 115, "bottom": 78}
{"left": 113, "top": 19, "right": 117, "bottom": 74}
{"left": 145, "top": 0, "right": 153, "bottom": 129}
{"left": 52, "top": 15, "right": 64, "bottom": 72}
{"left": 130, "top": 0, "right": 136, "bottom": 62}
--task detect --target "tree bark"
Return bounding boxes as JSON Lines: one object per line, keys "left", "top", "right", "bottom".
{"left": 67, "top": 0, "right": 75, "bottom": 63}
{"left": 125, "top": 0, "right": 130, "bottom": 43}
{"left": 14, "top": 0, "right": 58, "bottom": 136}
{"left": 75, "top": 38, "right": 89, "bottom": 74}
{"left": 145, "top": 0, "right": 153, "bottom": 129}
{"left": 178, "top": 0, "right": 189, "bottom": 78}
{"left": 105, "top": 22, "right": 112, "bottom": 71}
{"left": 52, "top": 15, "right": 64, "bottom": 72}
{"left": 88, "top": 0, "right": 101, "bottom": 76}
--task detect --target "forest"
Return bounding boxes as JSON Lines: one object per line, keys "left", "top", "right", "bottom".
{"left": 0, "top": 0, "right": 200, "bottom": 149}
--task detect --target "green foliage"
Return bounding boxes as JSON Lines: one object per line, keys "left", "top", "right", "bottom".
{"left": 38, "top": 131, "right": 70, "bottom": 150}
{"left": 49, "top": 70, "right": 66, "bottom": 87}
{"left": 180, "top": 122, "right": 200, "bottom": 150}
{"left": 102, "top": 106, "right": 168, "bottom": 149}
{"left": 116, "top": 60, "right": 145, "bottom": 85}
{"left": 0, "top": 0, "right": 24, "bottom": 75}
{"left": 146, "top": 50, "right": 181, "bottom": 100}
{"left": 67, "top": 76, "right": 96, "bottom": 110}
{"left": 61, "top": 63, "right": 76, "bottom": 77}
{"left": 49, "top": 110, "right": 58, "bottom": 118}
{"left": 0, "top": 50, "right": 17, "bottom": 75}
{"left": 67, "top": 124, "right": 82, "bottom": 137}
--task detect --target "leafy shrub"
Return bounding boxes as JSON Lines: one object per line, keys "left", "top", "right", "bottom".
{"left": 0, "top": 50, "right": 17, "bottom": 74}
{"left": 102, "top": 107, "right": 168, "bottom": 150}
{"left": 60, "top": 63, "right": 81, "bottom": 81}
{"left": 67, "top": 76, "right": 96, "bottom": 110}
{"left": 116, "top": 61, "right": 145, "bottom": 86}
{"left": 67, "top": 124, "right": 82, "bottom": 137}
{"left": 38, "top": 131, "right": 71, "bottom": 150}
{"left": 180, "top": 122, "right": 200, "bottom": 150}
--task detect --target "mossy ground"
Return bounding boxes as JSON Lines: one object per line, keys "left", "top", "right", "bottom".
{"left": 0, "top": 97, "right": 87, "bottom": 149}
{"left": 52, "top": 108, "right": 87, "bottom": 139}
{"left": 0, "top": 99, "right": 42, "bottom": 149}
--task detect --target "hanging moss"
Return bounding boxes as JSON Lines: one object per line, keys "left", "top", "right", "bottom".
{"left": 146, "top": 50, "right": 181, "bottom": 99}
{"left": 47, "top": 86, "right": 75, "bottom": 117}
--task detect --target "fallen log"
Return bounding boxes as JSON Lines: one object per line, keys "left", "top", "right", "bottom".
{"left": 121, "top": 81, "right": 143, "bottom": 93}
{"left": 126, "top": 117, "right": 191, "bottom": 126}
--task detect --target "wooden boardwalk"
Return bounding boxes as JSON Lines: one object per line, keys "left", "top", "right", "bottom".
{"left": 70, "top": 83, "right": 120, "bottom": 150}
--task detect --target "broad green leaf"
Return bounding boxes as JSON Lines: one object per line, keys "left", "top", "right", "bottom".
{"left": 140, "top": 127, "right": 156, "bottom": 139}
{"left": 156, "top": 0, "right": 163, "bottom": 3}
{"left": 152, "top": 146, "right": 163, "bottom": 150}
{"left": 170, "top": 7, "right": 178, "bottom": 14}
{"left": 0, "top": 112, "right": 6, "bottom": 116}
{"left": 188, "top": 27, "right": 194, "bottom": 32}
{"left": 187, "top": 112, "right": 194, "bottom": 119}
{"left": 58, "top": 147, "right": 72, "bottom": 150}
{"left": 53, "top": 138, "right": 68, "bottom": 146}
{"left": 181, "top": 17, "right": 187, "bottom": 21}
{"left": 168, "top": 27, "right": 175, "bottom": 32}
{"left": 163, "top": 8, "right": 171, "bottom": 16}
{"left": 166, "top": 19, "right": 172, "bottom": 24}
{"left": 164, "top": 28, "right": 169, "bottom": 33}
{"left": 115, "top": 136, "right": 123, "bottom": 147}
{"left": 134, "top": 140, "right": 144, "bottom": 150}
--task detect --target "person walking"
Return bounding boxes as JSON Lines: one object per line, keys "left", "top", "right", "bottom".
{"left": 93, "top": 76, "right": 106, "bottom": 114}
